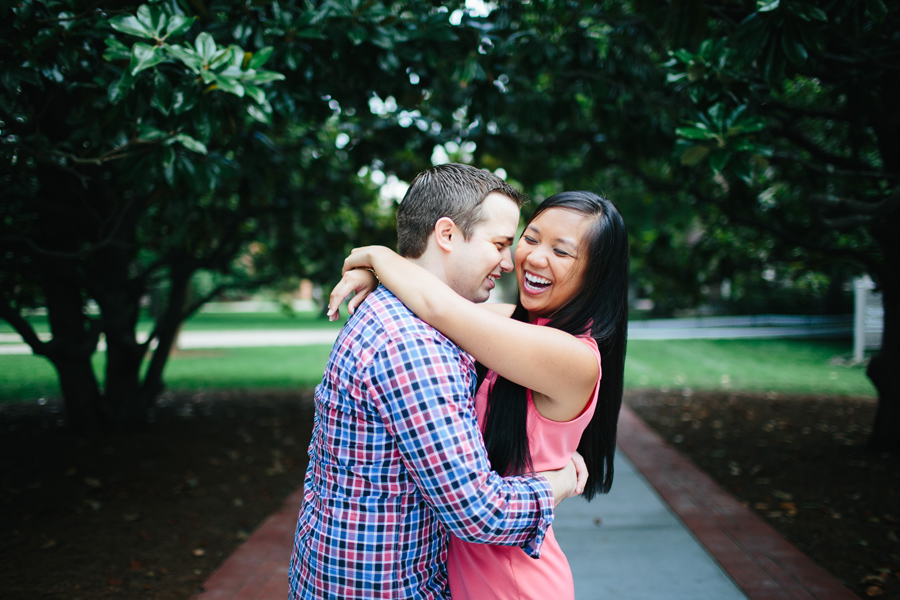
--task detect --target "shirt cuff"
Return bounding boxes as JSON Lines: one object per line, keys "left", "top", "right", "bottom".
{"left": 522, "top": 474, "right": 555, "bottom": 559}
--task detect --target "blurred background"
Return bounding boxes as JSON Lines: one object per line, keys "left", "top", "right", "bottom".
{"left": 1, "top": 1, "right": 897, "bottom": 598}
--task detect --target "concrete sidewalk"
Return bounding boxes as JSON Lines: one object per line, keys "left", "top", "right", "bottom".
{"left": 193, "top": 407, "right": 860, "bottom": 600}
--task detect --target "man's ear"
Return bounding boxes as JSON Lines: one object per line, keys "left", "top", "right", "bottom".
{"left": 433, "top": 216, "right": 457, "bottom": 253}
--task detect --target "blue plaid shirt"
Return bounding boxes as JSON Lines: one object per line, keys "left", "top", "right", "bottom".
{"left": 289, "top": 287, "right": 554, "bottom": 599}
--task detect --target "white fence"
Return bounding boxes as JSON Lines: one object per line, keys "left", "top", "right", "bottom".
{"left": 627, "top": 314, "right": 853, "bottom": 340}
{"left": 854, "top": 276, "right": 884, "bottom": 361}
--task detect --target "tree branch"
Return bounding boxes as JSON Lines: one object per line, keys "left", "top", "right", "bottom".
{"left": 810, "top": 191, "right": 900, "bottom": 218}
{"left": 0, "top": 302, "right": 48, "bottom": 356}
{"left": 772, "top": 126, "right": 877, "bottom": 174}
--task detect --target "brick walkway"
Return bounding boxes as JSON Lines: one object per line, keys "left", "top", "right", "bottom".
{"left": 193, "top": 407, "right": 860, "bottom": 600}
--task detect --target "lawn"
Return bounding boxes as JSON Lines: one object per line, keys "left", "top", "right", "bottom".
{"left": 0, "top": 324, "right": 876, "bottom": 403}
{"left": 624, "top": 338, "right": 874, "bottom": 397}
{"left": 0, "top": 308, "right": 340, "bottom": 336}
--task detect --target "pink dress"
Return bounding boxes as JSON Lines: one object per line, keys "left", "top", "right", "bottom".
{"left": 447, "top": 324, "right": 602, "bottom": 600}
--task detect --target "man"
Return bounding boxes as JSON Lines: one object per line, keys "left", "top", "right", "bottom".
{"left": 289, "top": 164, "right": 580, "bottom": 599}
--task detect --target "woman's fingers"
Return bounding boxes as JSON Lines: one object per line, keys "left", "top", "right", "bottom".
{"left": 327, "top": 269, "right": 379, "bottom": 321}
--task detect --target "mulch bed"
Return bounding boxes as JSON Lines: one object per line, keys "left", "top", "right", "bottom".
{"left": 626, "top": 389, "right": 899, "bottom": 600}
{"left": 0, "top": 389, "right": 897, "bottom": 599}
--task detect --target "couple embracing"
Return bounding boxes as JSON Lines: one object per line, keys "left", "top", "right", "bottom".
{"left": 289, "top": 164, "right": 629, "bottom": 599}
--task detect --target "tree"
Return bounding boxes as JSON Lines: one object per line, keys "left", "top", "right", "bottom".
{"left": 0, "top": 0, "right": 474, "bottom": 432}
{"left": 436, "top": 1, "right": 898, "bottom": 451}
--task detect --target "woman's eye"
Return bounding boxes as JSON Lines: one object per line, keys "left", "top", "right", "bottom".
{"left": 523, "top": 236, "right": 537, "bottom": 244}
{"left": 554, "top": 249, "right": 570, "bottom": 257}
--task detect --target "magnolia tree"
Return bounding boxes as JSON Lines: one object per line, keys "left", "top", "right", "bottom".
{"left": 0, "top": 0, "right": 472, "bottom": 432}
{"left": 443, "top": 0, "right": 898, "bottom": 451}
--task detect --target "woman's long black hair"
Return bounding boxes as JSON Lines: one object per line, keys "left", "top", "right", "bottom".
{"left": 480, "top": 191, "right": 629, "bottom": 500}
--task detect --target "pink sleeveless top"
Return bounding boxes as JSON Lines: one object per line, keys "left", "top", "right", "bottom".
{"left": 447, "top": 322, "right": 602, "bottom": 600}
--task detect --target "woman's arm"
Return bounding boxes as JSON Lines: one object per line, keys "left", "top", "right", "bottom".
{"left": 341, "top": 246, "right": 598, "bottom": 417}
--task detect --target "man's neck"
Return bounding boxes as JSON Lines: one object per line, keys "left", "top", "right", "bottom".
{"left": 407, "top": 254, "right": 450, "bottom": 288}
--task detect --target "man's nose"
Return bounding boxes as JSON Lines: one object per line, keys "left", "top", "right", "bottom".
{"left": 500, "top": 247, "right": 514, "bottom": 273}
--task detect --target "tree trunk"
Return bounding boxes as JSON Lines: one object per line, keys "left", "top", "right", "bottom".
{"left": 103, "top": 320, "right": 149, "bottom": 431}
{"left": 141, "top": 268, "right": 193, "bottom": 404}
{"left": 48, "top": 353, "right": 104, "bottom": 432}
{"left": 866, "top": 77, "right": 900, "bottom": 453}
{"left": 866, "top": 234, "right": 900, "bottom": 453}
{"left": 40, "top": 265, "right": 104, "bottom": 432}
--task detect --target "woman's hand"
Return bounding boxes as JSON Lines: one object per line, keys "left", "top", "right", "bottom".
{"left": 340, "top": 246, "right": 389, "bottom": 275}
{"left": 327, "top": 268, "right": 379, "bottom": 322}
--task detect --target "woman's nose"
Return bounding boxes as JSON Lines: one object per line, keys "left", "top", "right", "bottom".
{"left": 526, "top": 246, "right": 550, "bottom": 268}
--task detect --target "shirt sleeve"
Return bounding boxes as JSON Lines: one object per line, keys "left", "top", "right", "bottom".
{"left": 366, "top": 333, "right": 554, "bottom": 557}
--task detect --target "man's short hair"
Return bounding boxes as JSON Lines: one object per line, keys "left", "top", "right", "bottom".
{"left": 396, "top": 164, "right": 526, "bottom": 258}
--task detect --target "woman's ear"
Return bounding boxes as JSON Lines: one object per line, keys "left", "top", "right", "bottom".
{"left": 433, "top": 216, "right": 457, "bottom": 252}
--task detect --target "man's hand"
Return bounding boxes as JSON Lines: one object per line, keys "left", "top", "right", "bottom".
{"left": 538, "top": 451, "right": 588, "bottom": 508}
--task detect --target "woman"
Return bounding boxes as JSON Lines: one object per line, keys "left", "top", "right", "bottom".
{"left": 329, "top": 191, "right": 629, "bottom": 599}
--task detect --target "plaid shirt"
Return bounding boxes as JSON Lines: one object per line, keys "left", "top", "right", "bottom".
{"left": 289, "top": 287, "right": 554, "bottom": 599}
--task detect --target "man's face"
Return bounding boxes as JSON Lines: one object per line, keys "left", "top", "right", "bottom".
{"left": 445, "top": 192, "right": 520, "bottom": 303}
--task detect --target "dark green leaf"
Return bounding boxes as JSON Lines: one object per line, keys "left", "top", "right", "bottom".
{"left": 209, "top": 73, "right": 244, "bottom": 96}
{"left": 165, "top": 15, "right": 195, "bottom": 39}
{"left": 109, "top": 15, "right": 154, "bottom": 39}
{"left": 136, "top": 4, "right": 167, "bottom": 39}
{"left": 807, "top": 7, "right": 828, "bottom": 22}
{"left": 174, "top": 133, "right": 208, "bottom": 155}
{"left": 103, "top": 38, "right": 132, "bottom": 62}
{"left": 137, "top": 124, "right": 169, "bottom": 142}
{"left": 246, "top": 71, "right": 286, "bottom": 84}
{"left": 797, "top": 23, "right": 826, "bottom": 55}
{"left": 866, "top": 0, "right": 888, "bottom": 22}
{"left": 193, "top": 110, "right": 212, "bottom": 142}
{"left": 681, "top": 145, "right": 710, "bottom": 166}
{"left": 757, "top": 0, "right": 780, "bottom": 12}
{"left": 247, "top": 104, "right": 271, "bottom": 123}
{"left": 243, "top": 83, "right": 266, "bottom": 105}
{"left": 151, "top": 73, "right": 173, "bottom": 116}
{"left": 780, "top": 31, "right": 808, "bottom": 66}
{"left": 163, "top": 151, "right": 176, "bottom": 186}
{"left": 165, "top": 45, "right": 202, "bottom": 73}
{"left": 172, "top": 86, "right": 199, "bottom": 114}
{"left": 195, "top": 32, "right": 217, "bottom": 62}
{"left": 248, "top": 47, "right": 275, "bottom": 70}
{"left": 676, "top": 126, "right": 715, "bottom": 141}
{"left": 130, "top": 43, "right": 167, "bottom": 75}
{"left": 709, "top": 150, "right": 729, "bottom": 172}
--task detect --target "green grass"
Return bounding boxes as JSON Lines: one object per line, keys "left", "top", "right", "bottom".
{"left": 0, "top": 309, "right": 341, "bottom": 337}
{"left": 624, "top": 338, "right": 875, "bottom": 397}
{"left": 0, "top": 345, "right": 335, "bottom": 403}
{"left": 0, "top": 335, "right": 876, "bottom": 404}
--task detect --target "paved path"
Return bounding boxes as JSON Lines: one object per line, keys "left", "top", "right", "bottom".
{"left": 193, "top": 407, "right": 859, "bottom": 600}
{"left": 0, "top": 315, "right": 853, "bottom": 355}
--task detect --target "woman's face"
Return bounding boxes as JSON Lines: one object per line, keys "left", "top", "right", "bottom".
{"left": 515, "top": 207, "right": 592, "bottom": 319}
